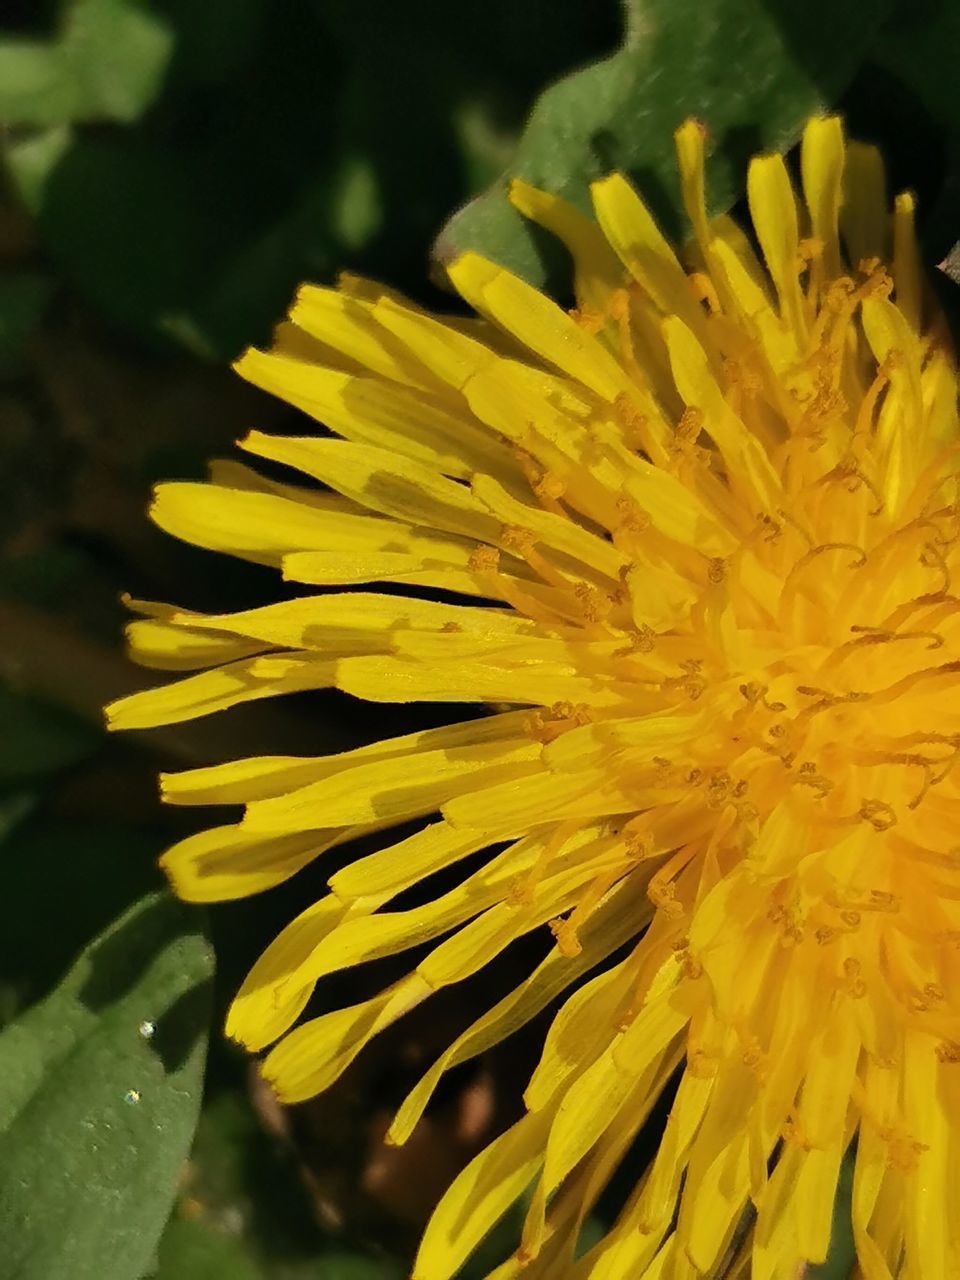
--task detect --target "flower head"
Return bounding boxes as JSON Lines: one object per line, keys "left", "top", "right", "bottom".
{"left": 108, "top": 118, "right": 960, "bottom": 1279}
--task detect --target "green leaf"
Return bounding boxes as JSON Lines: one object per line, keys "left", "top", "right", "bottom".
{"left": 153, "top": 1218, "right": 261, "bottom": 1280}
{"left": 1, "top": 124, "right": 73, "bottom": 215}
{"left": 0, "top": 687, "right": 99, "bottom": 782}
{"left": 20, "top": 135, "right": 216, "bottom": 342}
{"left": 435, "top": 0, "right": 896, "bottom": 284}
{"left": 0, "top": 891, "right": 213, "bottom": 1280}
{"left": 0, "top": 0, "right": 174, "bottom": 126}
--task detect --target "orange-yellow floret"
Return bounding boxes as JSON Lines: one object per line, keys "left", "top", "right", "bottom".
{"left": 107, "top": 117, "right": 960, "bottom": 1280}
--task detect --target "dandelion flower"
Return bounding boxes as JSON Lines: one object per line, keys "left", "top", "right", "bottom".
{"left": 108, "top": 117, "right": 960, "bottom": 1279}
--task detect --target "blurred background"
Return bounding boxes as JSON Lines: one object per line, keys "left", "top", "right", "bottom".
{"left": 0, "top": 1, "right": 957, "bottom": 1277}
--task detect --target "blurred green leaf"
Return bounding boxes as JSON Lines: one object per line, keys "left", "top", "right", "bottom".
{"left": 0, "top": 891, "right": 212, "bottom": 1280}
{"left": 154, "top": 1218, "right": 261, "bottom": 1280}
{"left": 0, "top": 271, "right": 52, "bottom": 369}
{"left": 153, "top": 1089, "right": 405, "bottom": 1280}
{"left": 19, "top": 134, "right": 214, "bottom": 340}
{"left": 0, "top": 687, "right": 99, "bottom": 781}
{"left": 436, "top": 0, "right": 896, "bottom": 284}
{"left": 1, "top": 123, "right": 72, "bottom": 214}
{"left": 0, "top": 0, "right": 174, "bottom": 126}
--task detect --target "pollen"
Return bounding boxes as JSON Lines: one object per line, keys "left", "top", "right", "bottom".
{"left": 106, "top": 117, "right": 960, "bottom": 1280}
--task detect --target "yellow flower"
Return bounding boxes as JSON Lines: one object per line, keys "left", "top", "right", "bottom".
{"left": 108, "top": 116, "right": 960, "bottom": 1279}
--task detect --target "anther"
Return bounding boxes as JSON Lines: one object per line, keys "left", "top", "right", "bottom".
{"left": 686, "top": 1049, "right": 718, "bottom": 1079}
{"left": 569, "top": 305, "right": 604, "bottom": 334}
{"left": 920, "top": 541, "right": 951, "bottom": 597}
{"left": 548, "top": 916, "right": 582, "bottom": 958}
{"left": 676, "top": 406, "right": 705, "bottom": 444}
{"left": 468, "top": 545, "right": 501, "bottom": 573}
{"left": 500, "top": 525, "right": 537, "bottom": 554}
{"left": 707, "top": 557, "right": 727, "bottom": 585}
{"left": 859, "top": 800, "right": 898, "bottom": 832}
{"left": 534, "top": 471, "right": 565, "bottom": 503}
{"left": 843, "top": 956, "right": 867, "bottom": 998}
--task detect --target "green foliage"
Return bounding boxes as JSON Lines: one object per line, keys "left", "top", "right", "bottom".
{"left": 0, "top": 0, "right": 173, "bottom": 126}
{"left": 1, "top": 1, "right": 616, "bottom": 358}
{"left": 0, "top": 891, "right": 212, "bottom": 1280}
{"left": 436, "top": 0, "right": 895, "bottom": 283}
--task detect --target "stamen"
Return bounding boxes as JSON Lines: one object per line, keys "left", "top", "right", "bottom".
{"left": 779, "top": 543, "right": 866, "bottom": 626}
{"left": 815, "top": 456, "right": 884, "bottom": 515}
{"left": 853, "top": 361, "right": 892, "bottom": 440}
{"left": 859, "top": 800, "right": 898, "bottom": 831}
{"left": 509, "top": 821, "right": 580, "bottom": 907}
{"left": 468, "top": 542, "right": 581, "bottom": 628}
{"left": 647, "top": 845, "right": 696, "bottom": 918}
{"left": 919, "top": 540, "right": 952, "bottom": 597}
{"left": 843, "top": 956, "right": 867, "bottom": 998}
{"left": 551, "top": 855, "right": 632, "bottom": 956}
{"left": 792, "top": 761, "right": 833, "bottom": 797}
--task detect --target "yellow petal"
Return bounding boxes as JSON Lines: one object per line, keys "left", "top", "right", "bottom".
{"left": 893, "top": 190, "right": 922, "bottom": 333}
{"left": 160, "top": 822, "right": 347, "bottom": 902}
{"left": 336, "top": 653, "right": 631, "bottom": 711}
{"left": 149, "top": 481, "right": 378, "bottom": 565}
{"left": 801, "top": 115, "right": 845, "bottom": 280}
{"left": 902, "top": 1031, "right": 951, "bottom": 1280}
{"left": 329, "top": 818, "right": 504, "bottom": 901}
{"left": 747, "top": 152, "right": 806, "bottom": 340}
{"left": 105, "top": 653, "right": 334, "bottom": 730}
{"left": 286, "top": 285, "right": 430, "bottom": 388}
{"left": 389, "top": 868, "right": 653, "bottom": 1145}
{"left": 226, "top": 895, "right": 363, "bottom": 1049}
{"left": 161, "top": 709, "right": 529, "bottom": 807}
{"left": 508, "top": 178, "right": 625, "bottom": 314}
{"left": 840, "top": 141, "right": 887, "bottom": 266}
{"left": 674, "top": 119, "right": 710, "bottom": 249}
{"left": 263, "top": 972, "right": 431, "bottom": 1102}
{"left": 471, "top": 472, "right": 627, "bottom": 580}
{"left": 240, "top": 431, "right": 501, "bottom": 544}
{"left": 124, "top": 617, "right": 266, "bottom": 671}
{"left": 447, "top": 252, "right": 633, "bottom": 402}
{"left": 661, "top": 315, "right": 780, "bottom": 510}
{"left": 590, "top": 172, "right": 703, "bottom": 334}
{"left": 242, "top": 736, "right": 541, "bottom": 832}
{"left": 412, "top": 1108, "right": 554, "bottom": 1280}
{"left": 793, "top": 1007, "right": 861, "bottom": 1260}
{"left": 236, "top": 347, "right": 518, "bottom": 484}
{"left": 167, "top": 590, "right": 534, "bottom": 654}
